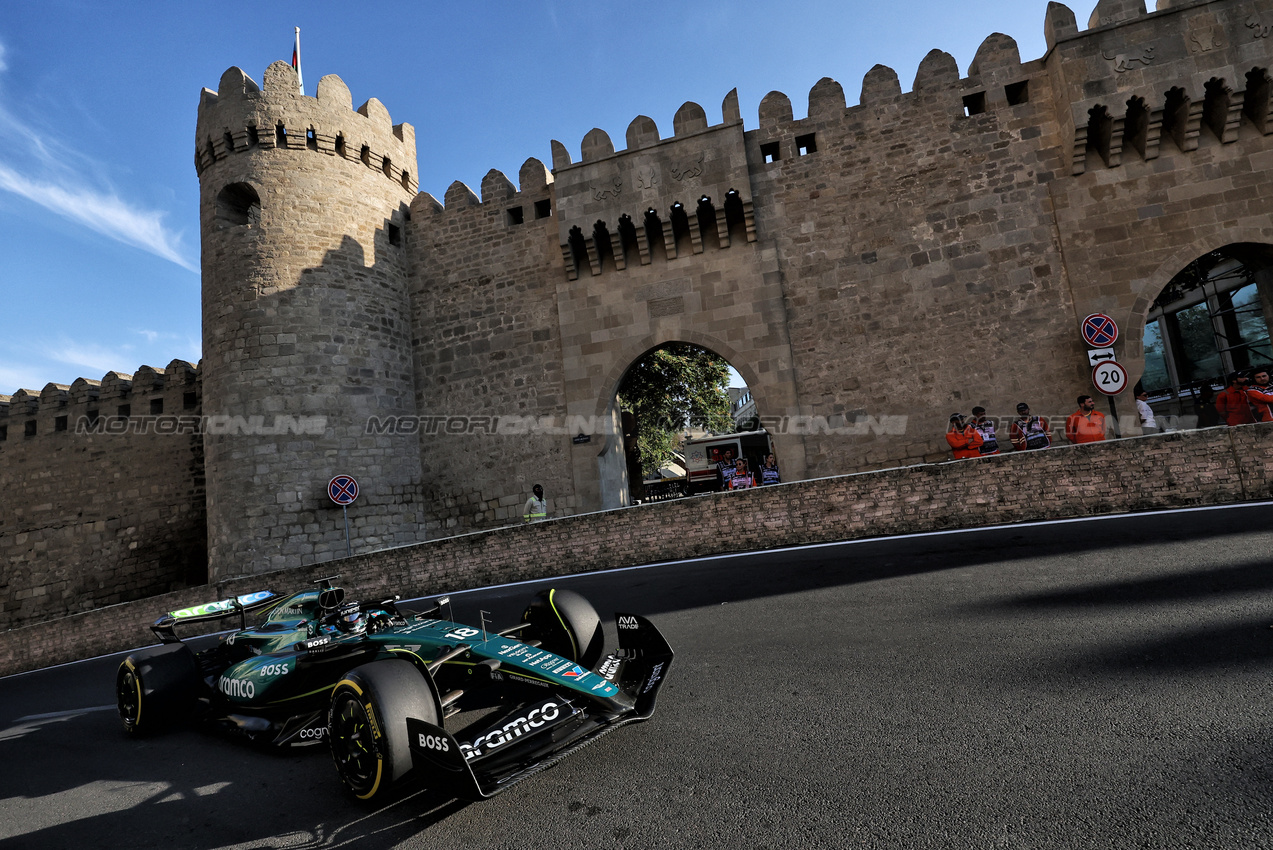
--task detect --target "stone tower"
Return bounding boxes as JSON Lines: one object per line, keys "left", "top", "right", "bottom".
{"left": 195, "top": 62, "right": 421, "bottom": 579}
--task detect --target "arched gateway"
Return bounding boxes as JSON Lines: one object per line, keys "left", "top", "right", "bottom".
{"left": 183, "top": 0, "right": 1273, "bottom": 578}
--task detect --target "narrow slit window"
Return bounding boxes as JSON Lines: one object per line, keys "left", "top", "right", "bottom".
{"left": 507, "top": 206, "right": 525, "bottom": 226}
{"left": 306, "top": 128, "right": 318, "bottom": 151}
{"left": 24, "top": 420, "right": 36, "bottom": 437}
{"left": 150, "top": 398, "right": 164, "bottom": 415}
{"left": 795, "top": 134, "right": 817, "bottom": 156}
{"left": 1005, "top": 80, "right": 1030, "bottom": 105}
{"left": 388, "top": 223, "right": 402, "bottom": 246}
{"left": 117, "top": 404, "right": 131, "bottom": 418}
{"left": 183, "top": 392, "right": 197, "bottom": 410}
{"left": 534, "top": 199, "right": 552, "bottom": 219}
{"left": 760, "top": 141, "right": 781, "bottom": 163}
{"left": 55, "top": 415, "right": 68, "bottom": 432}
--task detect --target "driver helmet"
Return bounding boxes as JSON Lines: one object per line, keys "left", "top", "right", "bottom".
{"left": 336, "top": 602, "right": 365, "bottom": 635}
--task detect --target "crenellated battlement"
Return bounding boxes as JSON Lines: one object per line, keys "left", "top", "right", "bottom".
{"left": 195, "top": 62, "right": 418, "bottom": 194}
{"left": 0, "top": 360, "right": 200, "bottom": 444}
{"left": 1048, "top": 0, "right": 1273, "bottom": 176}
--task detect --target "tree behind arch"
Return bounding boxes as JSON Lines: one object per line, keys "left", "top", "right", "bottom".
{"left": 617, "top": 343, "right": 733, "bottom": 476}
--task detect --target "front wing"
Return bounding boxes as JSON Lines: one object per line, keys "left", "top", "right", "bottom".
{"left": 407, "top": 611, "right": 672, "bottom": 799}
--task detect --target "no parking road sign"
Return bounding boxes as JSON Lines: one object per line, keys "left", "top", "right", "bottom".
{"left": 328, "top": 475, "right": 359, "bottom": 506}
{"left": 1081, "top": 313, "right": 1120, "bottom": 348}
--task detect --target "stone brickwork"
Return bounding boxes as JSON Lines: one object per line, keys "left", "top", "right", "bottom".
{"left": 0, "top": 361, "right": 205, "bottom": 630}
{"left": 5, "top": 0, "right": 1273, "bottom": 633}
{"left": 2, "top": 423, "right": 1269, "bottom": 678}
{"left": 196, "top": 64, "right": 423, "bottom": 579}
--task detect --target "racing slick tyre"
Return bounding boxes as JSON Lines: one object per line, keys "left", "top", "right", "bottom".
{"left": 116, "top": 643, "right": 200, "bottom": 736}
{"left": 521, "top": 588, "right": 605, "bottom": 670}
{"left": 328, "top": 659, "right": 441, "bottom": 802}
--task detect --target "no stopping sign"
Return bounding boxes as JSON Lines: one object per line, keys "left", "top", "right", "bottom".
{"left": 328, "top": 475, "right": 359, "bottom": 505}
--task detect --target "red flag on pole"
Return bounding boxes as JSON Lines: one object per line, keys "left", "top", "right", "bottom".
{"left": 291, "top": 27, "right": 304, "bottom": 95}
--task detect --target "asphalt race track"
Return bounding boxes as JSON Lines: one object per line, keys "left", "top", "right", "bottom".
{"left": 3, "top": 503, "right": 1273, "bottom": 849}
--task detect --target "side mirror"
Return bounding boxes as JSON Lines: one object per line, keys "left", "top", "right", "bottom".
{"left": 319, "top": 587, "right": 346, "bottom": 610}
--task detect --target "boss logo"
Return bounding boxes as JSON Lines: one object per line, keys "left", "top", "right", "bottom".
{"left": 417, "top": 732, "right": 450, "bottom": 752}
{"left": 259, "top": 663, "right": 289, "bottom": 677}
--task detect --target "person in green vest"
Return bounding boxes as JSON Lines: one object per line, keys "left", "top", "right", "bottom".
{"left": 523, "top": 484, "right": 548, "bottom": 522}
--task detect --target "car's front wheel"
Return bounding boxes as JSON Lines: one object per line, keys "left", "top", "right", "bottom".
{"left": 521, "top": 588, "right": 605, "bottom": 669}
{"left": 328, "top": 659, "right": 441, "bottom": 802}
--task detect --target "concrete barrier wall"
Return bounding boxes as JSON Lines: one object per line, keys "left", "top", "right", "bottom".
{"left": 3, "top": 424, "right": 1270, "bottom": 678}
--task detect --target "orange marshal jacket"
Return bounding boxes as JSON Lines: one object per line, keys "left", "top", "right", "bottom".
{"left": 1216, "top": 386, "right": 1255, "bottom": 426}
{"left": 1065, "top": 409, "right": 1107, "bottom": 444}
{"left": 945, "top": 424, "right": 984, "bottom": 459}
{"left": 1247, "top": 384, "right": 1273, "bottom": 422}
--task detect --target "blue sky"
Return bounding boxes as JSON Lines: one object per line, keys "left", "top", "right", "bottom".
{"left": 0, "top": 0, "right": 1070, "bottom": 396}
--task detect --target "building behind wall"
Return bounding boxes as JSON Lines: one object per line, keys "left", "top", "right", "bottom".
{"left": 3, "top": 0, "right": 1273, "bottom": 619}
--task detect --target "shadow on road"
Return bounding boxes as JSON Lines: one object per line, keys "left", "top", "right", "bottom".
{"left": 0, "top": 707, "right": 471, "bottom": 850}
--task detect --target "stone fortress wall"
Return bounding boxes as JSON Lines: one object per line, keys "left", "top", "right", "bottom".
{"left": 0, "top": 362, "right": 206, "bottom": 631}
{"left": 4, "top": 0, "right": 1273, "bottom": 630}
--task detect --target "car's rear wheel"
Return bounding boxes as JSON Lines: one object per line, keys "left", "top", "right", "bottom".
{"left": 116, "top": 643, "right": 200, "bottom": 735}
{"left": 521, "top": 588, "right": 605, "bottom": 669}
{"left": 328, "top": 659, "right": 440, "bottom": 802}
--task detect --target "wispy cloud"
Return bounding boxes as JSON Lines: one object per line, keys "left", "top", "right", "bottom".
{"left": 0, "top": 38, "right": 196, "bottom": 272}
{"left": 0, "top": 164, "right": 196, "bottom": 271}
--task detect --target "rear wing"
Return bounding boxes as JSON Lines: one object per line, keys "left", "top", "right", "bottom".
{"left": 151, "top": 590, "right": 278, "bottom": 643}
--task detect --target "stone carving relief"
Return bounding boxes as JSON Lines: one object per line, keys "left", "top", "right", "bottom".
{"left": 1103, "top": 46, "right": 1155, "bottom": 73}
{"left": 1248, "top": 14, "right": 1272, "bottom": 39}
{"left": 1187, "top": 13, "right": 1227, "bottom": 54}
{"left": 635, "top": 167, "right": 659, "bottom": 190}
{"left": 590, "top": 176, "right": 623, "bottom": 201}
{"left": 669, "top": 152, "right": 705, "bottom": 182}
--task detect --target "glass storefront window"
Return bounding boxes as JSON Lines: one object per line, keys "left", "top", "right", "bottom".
{"left": 1223, "top": 283, "right": 1272, "bottom": 371}
{"left": 1172, "top": 302, "right": 1223, "bottom": 384}
{"left": 1141, "top": 319, "right": 1171, "bottom": 394}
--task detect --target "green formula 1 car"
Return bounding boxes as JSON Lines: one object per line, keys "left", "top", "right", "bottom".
{"left": 114, "top": 576, "right": 673, "bottom": 801}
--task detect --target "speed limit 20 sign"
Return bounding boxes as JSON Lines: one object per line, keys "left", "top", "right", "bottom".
{"left": 1091, "top": 361, "right": 1128, "bottom": 396}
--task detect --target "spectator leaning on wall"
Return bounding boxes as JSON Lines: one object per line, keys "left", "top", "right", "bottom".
{"left": 1010, "top": 403, "right": 1051, "bottom": 451}
{"left": 1216, "top": 372, "right": 1255, "bottom": 426}
{"left": 945, "top": 412, "right": 984, "bottom": 459}
{"left": 1246, "top": 368, "right": 1273, "bottom": 422}
{"left": 1065, "top": 395, "right": 1107, "bottom": 444}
